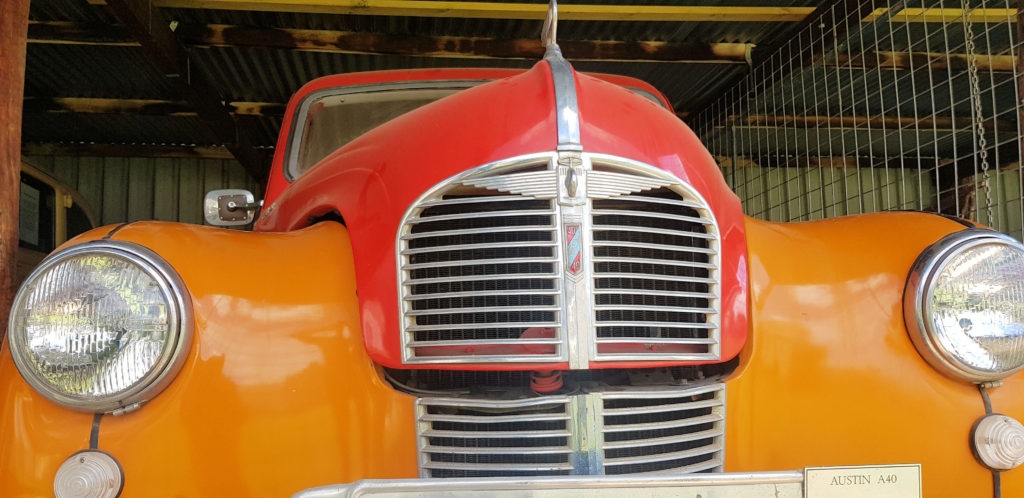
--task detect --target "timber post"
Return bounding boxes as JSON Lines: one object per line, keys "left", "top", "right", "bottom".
{"left": 0, "top": 0, "right": 31, "bottom": 336}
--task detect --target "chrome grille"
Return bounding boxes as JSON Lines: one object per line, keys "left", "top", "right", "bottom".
{"left": 416, "top": 384, "right": 725, "bottom": 477}
{"left": 590, "top": 167, "right": 720, "bottom": 361}
{"left": 399, "top": 157, "right": 563, "bottom": 362}
{"left": 398, "top": 153, "right": 720, "bottom": 365}
{"left": 416, "top": 397, "right": 574, "bottom": 478}
{"left": 602, "top": 384, "right": 725, "bottom": 474}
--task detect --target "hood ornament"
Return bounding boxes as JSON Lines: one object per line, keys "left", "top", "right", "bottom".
{"left": 541, "top": 0, "right": 559, "bottom": 54}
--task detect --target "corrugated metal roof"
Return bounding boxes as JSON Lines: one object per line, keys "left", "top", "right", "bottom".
{"left": 192, "top": 46, "right": 537, "bottom": 102}
{"left": 22, "top": 113, "right": 221, "bottom": 145}
{"left": 25, "top": 45, "right": 178, "bottom": 99}
{"left": 30, "top": 0, "right": 819, "bottom": 43}
{"left": 24, "top": 0, "right": 826, "bottom": 151}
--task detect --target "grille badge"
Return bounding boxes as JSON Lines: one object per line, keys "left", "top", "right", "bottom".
{"left": 566, "top": 224, "right": 583, "bottom": 275}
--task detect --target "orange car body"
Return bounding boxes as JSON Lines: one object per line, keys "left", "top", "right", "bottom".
{"left": 1, "top": 59, "right": 1020, "bottom": 496}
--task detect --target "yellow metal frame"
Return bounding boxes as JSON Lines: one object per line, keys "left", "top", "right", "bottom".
{"left": 89, "top": 0, "right": 814, "bottom": 22}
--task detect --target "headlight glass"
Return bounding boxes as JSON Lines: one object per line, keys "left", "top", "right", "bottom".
{"left": 8, "top": 241, "right": 191, "bottom": 412}
{"left": 906, "top": 230, "right": 1024, "bottom": 382}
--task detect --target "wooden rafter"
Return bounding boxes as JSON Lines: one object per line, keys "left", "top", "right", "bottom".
{"left": 102, "top": 0, "right": 268, "bottom": 180}
{"left": 22, "top": 143, "right": 239, "bottom": 159}
{"left": 827, "top": 51, "right": 1015, "bottom": 73}
{"left": 863, "top": 7, "right": 1018, "bottom": 23}
{"left": 86, "top": 0, "right": 814, "bottom": 22}
{"left": 23, "top": 97, "right": 285, "bottom": 117}
{"left": 28, "top": 21, "right": 755, "bottom": 63}
{"left": 728, "top": 114, "right": 1017, "bottom": 133}
{"left": 80, "top": 1, "right": 1024, "bottom": 23}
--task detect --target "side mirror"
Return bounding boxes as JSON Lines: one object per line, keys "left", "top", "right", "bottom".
{"left": 204, "top": 189, "right": 261, "bottom": 226}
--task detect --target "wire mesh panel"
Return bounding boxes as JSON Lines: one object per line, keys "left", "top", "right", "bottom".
{"left": 691, "top": 0, "right": 1024, "bottom": 240}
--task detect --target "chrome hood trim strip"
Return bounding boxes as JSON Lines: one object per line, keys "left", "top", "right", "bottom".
{"left": 542, "top": 0, "right": 582, "bottom": 152}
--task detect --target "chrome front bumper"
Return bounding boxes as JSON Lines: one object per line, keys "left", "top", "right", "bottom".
{"left": 295, "top": 465, "right": 922, "bottom": 498}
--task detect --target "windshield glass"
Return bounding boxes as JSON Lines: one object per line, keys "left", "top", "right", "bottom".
{"left": 288, "top": 84, "right": 474, "bottom": 178}
{"left": 285, "top": 79, "right": 671, "bottom": 180}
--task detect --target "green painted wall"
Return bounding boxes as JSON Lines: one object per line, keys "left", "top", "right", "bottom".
{"left": 725, "top": 166, "right": 935, "bottom": 223}
{"left": 23, "top": 156, "right": 262, "bottom": 228}
{"left": 975, "top": 170, "right": 1024, "bottom": 241}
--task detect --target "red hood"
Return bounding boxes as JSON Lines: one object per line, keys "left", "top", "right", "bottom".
{"left": 255, "top": 61, "right": 747, "bottom": 369}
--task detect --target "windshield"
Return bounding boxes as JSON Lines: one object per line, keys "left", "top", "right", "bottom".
{"left": 285, "top": 79, "right": 672, "bottom": 180}
{"left": 286, "top": 82, "right": 482, "bottom": 179}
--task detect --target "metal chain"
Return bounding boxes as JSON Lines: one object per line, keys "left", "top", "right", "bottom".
{"left": 961, "top": 0, "right": 995, "bottom": 224}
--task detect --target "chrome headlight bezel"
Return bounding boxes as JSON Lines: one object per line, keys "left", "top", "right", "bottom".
{"left": 7, "top": 240, "right": 193, "bottom": 413}
{"left": 904, "top": 229, "right": 1024, "bottom": 383}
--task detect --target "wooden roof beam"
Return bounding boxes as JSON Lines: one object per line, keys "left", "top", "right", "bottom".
{"left": 727, "top": 114, "right": 1017, "bottom": 133}
{"left": 23, "top": 97, "right": 285, "bottom": 117}
{"left": 101, "top": 0, "right": 268, "bottom": 181}
{"left": 863, "top": 7, "right": 1017, "bottom": 23}
{"left": 826, "top": 51, "right": 1016, "bottom": 73}
{"left": 22, "top": 142, "right": 239, "bottom": 159}
{"left": 28, "top": 21, "right": 756, "bottom": 63}
{"left": 84, "top": 2, "right": 1018, "bottom": 23}
{"left": 183, "top": 24, "right": 755, "bottom": 62}
{"left": 86, "top": 0, "right": 813, "bottom": 22}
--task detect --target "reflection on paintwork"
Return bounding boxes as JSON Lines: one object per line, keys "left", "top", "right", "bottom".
{"left": 727, "top": 212, "right": 1024, "bottom": 495}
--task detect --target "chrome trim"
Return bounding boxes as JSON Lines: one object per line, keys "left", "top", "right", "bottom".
{"left": 7, "top": 240, "right": 193, "bottom": 413}
{"left": 397, "top": 152, "right": 722, "bottom": 365}
{"left": 283, "top": 80, "right": 491, "bottom": 181}
{"left": 587, "top": 171, "right": 676, "bottom": 198}
{"left": 462, "top": 170, "right": 558, "bottom": 198}
{"left": 624, "top": 86, "right": 671, "bottom": 109}
{"left": 587, "top": 154, "right": 722, "bottom": 363}
{"left": 415, "top": 395, "right": 574, "bottom": 478}
{"left": 294, "top": 472, "right": 805, "bottom": 498}
{"left": 541, "top": 0, "right": 582, "bottom": 153}
{"left": 397, "top": 153, "right": 566, "bottom": 365}
{"left": 568, "top": 391, "right": 605, "bottom": 474}
{"left": 546, "top": 52, "right": 582, "bottom": 151}
{"left": 560, "top": 152, "right": 593, "bottom": 369}
{"left": 904, "top": 229, "right": 1024, "bottom": 382}
{"left": 414, "top": 384, "right": 725, "bottom": 478}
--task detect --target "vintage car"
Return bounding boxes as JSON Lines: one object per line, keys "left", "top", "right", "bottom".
{"left": 3, "top": 11, "right": 1024, "bottom": 498}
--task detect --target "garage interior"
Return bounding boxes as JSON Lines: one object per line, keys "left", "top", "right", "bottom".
{"left": 2, "top": 0, "right": 1023, "bottom": 309}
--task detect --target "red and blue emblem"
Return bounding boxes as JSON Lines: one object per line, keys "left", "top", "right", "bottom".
{"left": 566, "top": 224, "right": 583, "bottom": 274}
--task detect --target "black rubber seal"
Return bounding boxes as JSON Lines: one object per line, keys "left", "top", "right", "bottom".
{"left": 102, "top": 222, "right": 132, "bottom": 240}
{"left": 89, "top": 412, "right": 103, "bottom": 449}
{"left": 889, "top": 209, "right": 977, "bottom": 228}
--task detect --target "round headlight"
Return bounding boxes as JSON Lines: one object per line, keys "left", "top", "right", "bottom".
{"left": 905, "top": 229, "right": 1024, "bottom": 382}
{"left": 7, "top": 241, "right": 192, "bottom": 412}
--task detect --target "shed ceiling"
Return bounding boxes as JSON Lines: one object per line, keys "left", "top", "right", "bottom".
{"left": 23, "top": 0, "right": 828, "bottom": 178}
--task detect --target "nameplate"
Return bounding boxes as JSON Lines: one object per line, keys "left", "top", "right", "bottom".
{"left": 805, "top": 464, "right": 921, "bottom": 498}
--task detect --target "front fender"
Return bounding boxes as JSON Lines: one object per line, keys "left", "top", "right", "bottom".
{"left": 0, "top": 222, "right": 419, "bottom": 496}
{"left": 726, "top": 212, "right": 1024, "bottom": 495}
